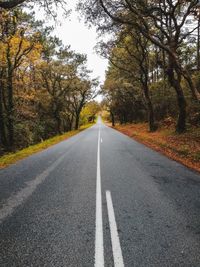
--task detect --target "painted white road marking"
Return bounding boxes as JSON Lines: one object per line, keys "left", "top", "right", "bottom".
{"left": 95, "top": 127, "right": 104, "bottom": 267}
{"left": 101, "top": 138, "right": 103, "bottom": 143}
{"left": 106, "top": 190, "right": 124, "bottom": 267}
{"left": 0, "top": 153, "right": 66, "bottom": 224}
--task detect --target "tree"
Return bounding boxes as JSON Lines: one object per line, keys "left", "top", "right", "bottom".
{"left": 0, "top": 4, "right": 99, "bottom": 154}
{"left": 38, "top": 45, "right": 78, "bottom": 134}
{"left": 0, "top": 9, "right": 42, "bottom": 149}
{"left": 102, "top": 62, "right": 146, "bottom": 126}
{"left": 79, "top": 0, "right": 200, "bottom": 132}
{"left": 81, "top": 101, "right": 100, "bottom": 123}
{"left": 70, "top": 76, "right": 98, "bottom": 130}
{"left": 98, "top": 28, "right": 157, "bottom": 131}
{"left": 0, "top": 0, "right": 66, "bottom": 10}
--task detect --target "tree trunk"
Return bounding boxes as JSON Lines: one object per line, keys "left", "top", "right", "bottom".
{"left": 123, "top": 113, "right": 127, "bottom": 124}
{"left": 0, "top": 83, "right": 7, "bottom": 148}
{"left": 75, "top": 113, "right": 80, "bottom": 130}
{"left": 167, "top": 60, "right": 186, "bottom": 133}
{"left": 7, "top": 75, "right": 14, "bottom": 150}
{"left": 69, "top": 114, "right": 74, "bottom": 131}
{"left": 142, "top": 83, "right": 157, "bottom": 132}
{"left": 110, "top": 111, "right": 115, "bottom": 127}
{"left": 147, "top": 99, "right": 156, "bottom": 132}
{"left": 55, "top": 111, "right": 62, "bottom": 134}
{"left": 176, "top": 91, "right": 187, "bottom": 133}
{"left": 182, "top": 70, "right": 200, "bottom": 102}
{"left": 6, "top": 44, "right": 14, "bottom": 151}
{"left": 52, "top": 100, "right": 62, "bottom": 134}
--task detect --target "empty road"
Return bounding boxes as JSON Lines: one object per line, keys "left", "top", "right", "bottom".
{"left": 1, "top": 119, "right": 200, "bottom": 266}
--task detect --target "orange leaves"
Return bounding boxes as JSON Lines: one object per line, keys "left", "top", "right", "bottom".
{"left": 114, "top": 123, "right": 200, "bottom": 173}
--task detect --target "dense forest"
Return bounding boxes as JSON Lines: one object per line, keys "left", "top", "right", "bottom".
{"left": 79, "top": 0, "right": 200, "bottom": 134}
{"left": 0, "top": 0, "right": 100, "bottom": 154}
{"left": 1, "top": 0, "right": 200, "bottom": 156}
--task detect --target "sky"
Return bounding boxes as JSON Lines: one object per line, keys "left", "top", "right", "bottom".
{"left": 36, "top": 1, "right": 108, "bottom": 102}
{"left": 54, "top": 4, "right": 108, "bottom": 83}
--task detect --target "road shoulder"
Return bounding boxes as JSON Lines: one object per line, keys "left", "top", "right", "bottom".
{"left": 109, "top": 123, "right": 200, "bottom": 174}
{"left": 0, "top": 123, "right": 94, "bottom": 169}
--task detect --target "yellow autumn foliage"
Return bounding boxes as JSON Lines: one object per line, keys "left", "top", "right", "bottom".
{"left": 0, "top": 30, "right": 42, "bottom": 68}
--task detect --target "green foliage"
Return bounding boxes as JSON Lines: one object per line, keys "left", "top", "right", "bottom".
{"left": 101, "top": 26, "right": 200, "bottom": 131}
{"left": 0, "top": 123, "right": 94, "bottom": 168}
{"left": 0, "top": 8, "right": 99, "bottom": 154}
{"left": 81, "top": 101, "right": 101, "bottom": 124}
{"left": 80, "top": 0, "right": 200, "bottom": 133}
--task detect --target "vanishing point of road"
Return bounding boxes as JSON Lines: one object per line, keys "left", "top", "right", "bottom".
{"left": 1, "top": 118, "right": 200, "bottom": 266}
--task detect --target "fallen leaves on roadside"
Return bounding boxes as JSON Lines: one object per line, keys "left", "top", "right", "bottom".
{"left": 112, "top": 123, "right": 200, "bottom": 173}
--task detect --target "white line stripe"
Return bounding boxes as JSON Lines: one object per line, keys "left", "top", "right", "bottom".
{"left": 0, "top": 153, "right": 66, "bottom": 224}
{"left": 106, "top": 191, "right": 124, "bottom": 267}
{"left": 101, "top": 138, "right": 103, "bottom": 143}
{"left": 95, "top": 127, "right": 104, "bottom": 267}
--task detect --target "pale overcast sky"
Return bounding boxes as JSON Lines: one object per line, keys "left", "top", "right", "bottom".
{"left": 36, "top": 1, "right": 108, "bottom": 86}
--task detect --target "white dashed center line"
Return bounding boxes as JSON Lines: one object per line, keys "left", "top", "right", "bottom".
{"left": 95, "top": 121, "right": 124, "bottom": 267}
{"left": 95, "top": 127, "right": 104, "bottom": 267}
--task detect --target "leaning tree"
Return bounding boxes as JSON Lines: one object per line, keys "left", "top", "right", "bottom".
{"left": 79, "top": 0, "right": 200, "bottom": 132}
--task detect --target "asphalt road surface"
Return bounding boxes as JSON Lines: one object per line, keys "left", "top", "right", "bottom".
{"left": 1, "top": 118, "right": 200, "bottom": 267}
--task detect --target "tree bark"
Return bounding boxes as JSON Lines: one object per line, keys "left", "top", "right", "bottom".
{"left": 7, "top": 74, "right": 14, "bottom": 150}
{"left": 69, "top": 114, "right": 74, "bottom": 131}
{"left": 176, "top": 90, "right": 187, "bottom": 133}
{"left": 0, "top": 83, "right": 7, "bottom": 148}
{"left": 110, "top": 111, "right": 115, "bottom": 126}
{"left": 0, "top": 0, "right": 25, "bottom": 9}
{"left": 6, "top": 44, "right": 14, "bottom": 150}
{"left": 75, "top": 113, "right": 80, "bottom": 130}
{"left": 143, "top": 83, "right": 157, "bottom": 132}
{"left": 54, "top": 109, "right": 62, "bottom": 134}
{"left": 167, "top": 60, "right": 187, "bottom": 133}
{"left": 182, "top": 70, "right": 200, "bottom": 102}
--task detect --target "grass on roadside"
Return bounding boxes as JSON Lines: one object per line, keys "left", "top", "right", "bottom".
{"left": 112, "top": 123, "right": 200, "bottom": 173}
{"left": 0, "top": 123, "right": 94, "bottom": 169}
